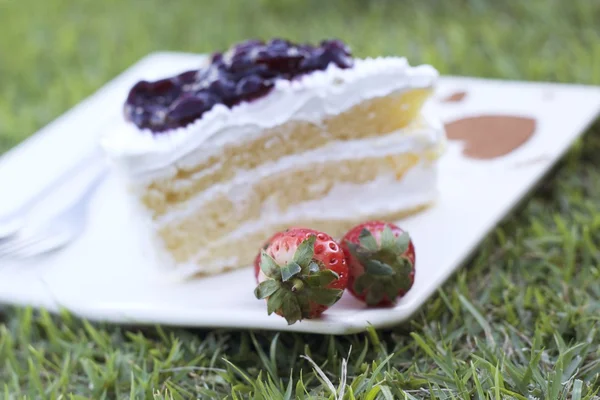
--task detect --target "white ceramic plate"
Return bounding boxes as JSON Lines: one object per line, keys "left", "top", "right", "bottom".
{"left": 1, "top": 52, "right": 599, "bottom": 334}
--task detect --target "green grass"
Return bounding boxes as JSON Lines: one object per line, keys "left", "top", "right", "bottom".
{"left": 2, "top": 0, "right": 600, "bottom": 398}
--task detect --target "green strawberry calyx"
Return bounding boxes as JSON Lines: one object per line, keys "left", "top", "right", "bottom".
{"left": 253, "top": 235, "right": 344, "bottom": 325}
{"left": 346, "top": 226, "right": 413, "bottom": 306}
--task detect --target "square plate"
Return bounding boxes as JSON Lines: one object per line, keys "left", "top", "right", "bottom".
{"left": 1, "top": 52, "right": 599, "bottom": 334}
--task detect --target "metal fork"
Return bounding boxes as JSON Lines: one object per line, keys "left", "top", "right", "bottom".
{"left": 0, "top": 148, "right": 105, "bottom": 241}
{"left": 0, "top": 166, "right": 108, "bottom": 259}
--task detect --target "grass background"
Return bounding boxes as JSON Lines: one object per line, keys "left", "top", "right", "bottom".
{"left": 1, "top": 0, "right": 600, "bottom": 398}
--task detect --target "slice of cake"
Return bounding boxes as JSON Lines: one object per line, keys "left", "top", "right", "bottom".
{"left": 101, "top": 38, "right": 446, "bottom": 279}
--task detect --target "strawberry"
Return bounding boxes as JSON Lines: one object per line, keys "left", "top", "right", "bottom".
{"left": 253, "top": 230, "right": 286, "bottom": 280}
{"left": 341, "top": 221, "right": 415, "bottom": 307}
{"left": 253, "top": 228, "right": 348, "bottom": 325}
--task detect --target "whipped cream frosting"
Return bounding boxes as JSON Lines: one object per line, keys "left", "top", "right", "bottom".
{"left": 101, "top": 57, "right": 438, "bottom": 177}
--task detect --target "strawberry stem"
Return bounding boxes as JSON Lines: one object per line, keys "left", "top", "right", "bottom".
{"left": 291, "top": 279, "right": 304, "bottom": 292}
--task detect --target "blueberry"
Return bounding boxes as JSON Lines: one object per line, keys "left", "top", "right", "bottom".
{"left": 146, "top": 78, "right": 180, "bottom": 105}
{"left": 324, "top": 47, "right": 354, "bottom": 69}
{"left": 235, "top": 75, "right": 273, "bottom": 99}
{"left": 299, "top": 46, "right": 353, "bottom": 72}
{"left": 175, "top": 70, "right": 198, "bottom": 85}
{"left": 167, "top": 93, "right": 218, "bottom": 127}
{"left": 255, "top": 49, "right": 271, "bottom": 60}
{"left": 208, "top": 79, "right": 236, "bottom": 101}
{"left": 124, "top": 103, "right": 157, "bottom": 131}
{"left": 255, "top": 48, "right": 303, "bottom": 74}
{"left": 298, "top": 48, "right": 327, "bottom": 71}
{"left": 230, "top": 52, "right": 254, "bottom": 73}
{"left": 228, "top": 64, "right": 273, "bottom": 81}
{"left": 191, "top": 65, "right": 223, "bottom": 94}
{"left": 211, "top": 52, "right": 224, "bottom": 63}
{"left": 267, "top": 38, "right": 290, "bottom": 52}
{"left": 321, "top": 39, "right": 351, "bottom": 55}
{"left": 149, "top": 78, "right": 178, "bottom": 94}
{"left": 234, "top": 39, "right": 264, "bottom": 52}
{"left": 297, "top": 43, "right": 317, "bottom": 54}
{"left": 126, "top": 80, "right": 152, "bottom": 105}
{"left": 235, "top": 75, "right": 262, "bottom": 95}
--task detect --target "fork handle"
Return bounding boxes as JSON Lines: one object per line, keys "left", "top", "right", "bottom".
{"left": 6, "top": 148, "right": 104, "bottom": 220}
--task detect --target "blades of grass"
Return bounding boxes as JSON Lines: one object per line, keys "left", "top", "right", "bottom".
{"left": 163, "top": 382, "right": 188, "bottom": 400}
{"left": 250, "top": 333, "right": 279, "bottom": 382}
{"left": 583, "top": 383, "right": 600, "bottom": 400}
{"left": 270, "top": 332, "right": 281, "bottom": 382}
{"left": 346, "top": 385, "right": 356, "bottom": 400}
{"left": 470, "top": 361, "right": 486, "bottom": 400}
{"left": 222, "top": 358, "right": 257, "bottom": 392}
{"left": 27, "top": 357, "right": 45, "bottom": 399}
{"left": 295, "top": 372, "right": 307, "bottom": 400}
{"left": 349, "top": 369, "right": 369, "bottom": 395}
{"left": 327, "top": 335, "right": 338, "bottom": 373}
{"left": 353, "top": 337, "right": 370, "bottom": 370}
{"left": 437, "top": 288, "right": 459, "bottom": 318}
{"left": 129, "top": 372, "right": 136, "bottom": 399}
{"left": 0, "top": 326, "right": 22, "bottom": 377}
{"left": 364, "top": 385, "right": 381, "bottom": 400}
{"left": 366, "top": 325, "right": 387, "bottom": 356}
{"left": 418, "top": 374, "right": 460, "bottom": 389}
{"left": 548, "top": 360, "right": 564, "bottom": 400}
{"left": 80, "top": 359, "right": 103, "bottom": 397}
{"left": 300, "top": 355, "right": 337, "bottom": 398}
{"left": 572, "top": 379, "right": 583, "bottom": 400}
{"left": 494, "top": 363, "right": 501, "bottom": 400}
{"left": 500, "top": 358, "right": 527, "bottom": 393}
{"left": 453, "top": 370, "right": 470, "bottom": 400}
{"left": 269, "top": 373, "right": 287, "bottom": 399}
{"left": 337, "top": 347, "right": 349, "bottom": 400}
{"left": 555, "top": 340, "right": 588, "bottom": 382}
{"left": 499, "top": 388, "right": 527, "bottom": 400}
{"left": 17, "top": 307, "right": 33, "bottom": 346}
{"left": 357, "top": 353, "right": 395, "bottom": 395}
{"left": 82, "top": 320, "right": 110, "bottom": 351}
{"left": 401, "top": 391, "right": 420, "bottom": 400}
{"left": 255, "top": 374, "right": 277, "bottom": 400}
{"left": 554, "top": 332, "right": 567, "bottom": 354}
{"left": 411, "top": 333, "right": 455, "bottom": 378}
{"left": 459, "top": 294, "right": 496, "bottom": 348}
{"left": 283, "top": 370, "right": 293, "bottom": 400}
{"left": 380, "top": 385, "right": 394, "bottom": 400}
{"left": 520, "top": 348, "right": 543, "bottom": 390}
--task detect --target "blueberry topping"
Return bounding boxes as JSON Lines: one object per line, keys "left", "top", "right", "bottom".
{"left": 235, "top": 75, "right": 274, "bottom": 102}
{"left": 124, "top": 38, "right": 354, "bottom": 133}
{"left": 174, "top": 70, "right": 199, "bottom": 85}
{"left": 208, "top": 79, "right": 237, "bottom": 104}
{"left": 166, "top": 93, "right": 218, "bottom": 129}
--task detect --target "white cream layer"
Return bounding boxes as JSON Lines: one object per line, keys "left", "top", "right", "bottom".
{"left": 152, "top": 114, "right": 445, "bottom": 226}
{"left": 101, "top": 57, "right": 438, "bottom": 178}
{"left": 159, "top": 162, "right": 438, "bottom": 279}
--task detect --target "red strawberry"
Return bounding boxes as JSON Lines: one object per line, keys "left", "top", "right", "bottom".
{"left": 253, "top": 230, "right": 287, "bottom": 280}
{"left": 341, "top": 221, "right": 415, "bottom": 307}
{"left": 253, "top": 228, "right": 348, "bottom": 325}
